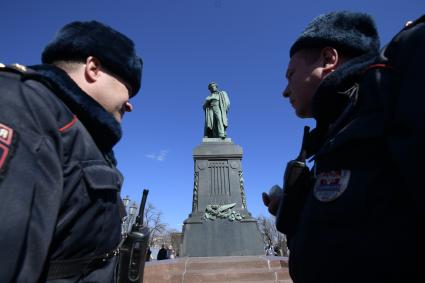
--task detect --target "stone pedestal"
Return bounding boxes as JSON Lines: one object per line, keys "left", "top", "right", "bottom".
{"left": 144, "top": 256, "right": 292, "bottom": 283}
{"left": 181, "top": 138, "right": 264, "bottom": 257}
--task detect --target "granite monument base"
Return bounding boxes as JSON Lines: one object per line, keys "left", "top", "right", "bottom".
{"left": 182, "top": 216, "right": 265, "bottom": 257}
{"left": 181, "top": 138, "right": 264, "bottom": 257}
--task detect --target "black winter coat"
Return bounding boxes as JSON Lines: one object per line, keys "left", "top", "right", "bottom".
{"left": 0, "top": 64, "right": 124, "bottom": 282}
{"left": 277, "top": 15, "right": 425, "bottom": 283}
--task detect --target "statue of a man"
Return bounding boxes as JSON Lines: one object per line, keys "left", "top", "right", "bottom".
{"left": 203, "top": 82, "right": 230, "bottom": 138}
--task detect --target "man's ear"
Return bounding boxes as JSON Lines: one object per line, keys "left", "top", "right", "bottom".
{"left": 84, "top": 56, "right": 102, "bottom": 83}
{"left": 320, "top": 47, "right": 339, "bottom": 75}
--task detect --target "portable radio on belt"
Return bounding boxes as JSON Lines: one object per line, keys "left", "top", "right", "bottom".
{"left": 118, "top": 189, "right": 150, "bottom": 283}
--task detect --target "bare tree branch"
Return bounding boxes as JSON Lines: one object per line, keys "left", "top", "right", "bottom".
{"left": 257, "top": 215, "right": 289, "bottom": 256}
{"left": 144, "top": 203, "right": 168, "bottom": 246}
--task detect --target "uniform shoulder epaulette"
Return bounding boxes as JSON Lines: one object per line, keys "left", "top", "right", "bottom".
{"left": 402, "top": 14, "right": 425, "bottom": 30}
{"left": 0, "top": 63, "right": 29, "bottom": 75}
{"left": 0, "top": 63, "right": 53, "bottom": 91}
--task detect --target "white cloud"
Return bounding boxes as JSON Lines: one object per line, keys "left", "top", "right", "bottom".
{"left": 145, "top": 149, "right": 169, "bottom": 162}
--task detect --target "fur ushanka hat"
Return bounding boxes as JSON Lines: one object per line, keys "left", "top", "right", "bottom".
{"left": 42, "top": 21, "right": 143, "bottom": 97}
{"left": 290, "top": 11, "right": 380, "bottom": 57}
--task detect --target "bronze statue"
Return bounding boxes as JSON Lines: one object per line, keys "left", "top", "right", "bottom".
{"left": 203, "top": 82, "right": 230, "bottom": 138}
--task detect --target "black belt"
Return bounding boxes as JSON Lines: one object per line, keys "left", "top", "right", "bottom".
{"left": 47, "top": 250, "right": 118, "bottom": 280}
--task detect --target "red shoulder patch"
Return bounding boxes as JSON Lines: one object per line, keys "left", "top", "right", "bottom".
{"left": 0, "top": 123, "right": 13, "bottom": 145}
{"left": 0, "top": 123, "right": 17, "bottom": 178}
{"left": 0, "top": 143, "right": 9, "bottom": 171}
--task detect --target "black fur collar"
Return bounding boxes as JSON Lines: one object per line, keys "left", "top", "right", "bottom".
{"left": 29, "top": 64, "right": 122, "bottom": 154}
{"left": 312, "top": 52, "right": 377, "bottom": 128}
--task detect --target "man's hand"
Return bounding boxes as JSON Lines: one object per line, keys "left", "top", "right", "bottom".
{"left": 262, "top": 185, "right": 282, "bottom": 216}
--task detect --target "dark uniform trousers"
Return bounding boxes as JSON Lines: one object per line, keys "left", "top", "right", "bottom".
{"left": 0, "top": 65, "right": 123, "bottom": 282}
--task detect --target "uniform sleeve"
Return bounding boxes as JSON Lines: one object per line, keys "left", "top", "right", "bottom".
{"left": 385, "top": 21, "right": 425, "bottom": 219}
{"left": 0, "top": 74, "right": 63, "bottom": 281}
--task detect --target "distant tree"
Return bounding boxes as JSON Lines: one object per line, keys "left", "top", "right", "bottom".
{"left": 257, "top": 215, "right": 289, "bottom": 257}
{"left": 160, "top": 228, "right": 178, "bottom": 244}
{"left": 144, "top": 203, "right": 168, "bottom": 247}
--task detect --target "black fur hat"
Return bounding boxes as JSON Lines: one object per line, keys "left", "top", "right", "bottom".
{"left": 42, "top": 21, "right": 143, "bottom": 96}
{"left": 290, "top": 11, "right": 380, "bottom": 57}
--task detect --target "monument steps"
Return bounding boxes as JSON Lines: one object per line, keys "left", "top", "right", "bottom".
{"left": 182, "top": 268, "right": 288, "bottom": 282}
{"left": 227, "top": 281, "right": 292, "bottom": 283}
{"left": 224, "top": 282, "right": 290, "bottom": 283}
{"left": 144, "top": 256, "right": 292, "bottom": 283}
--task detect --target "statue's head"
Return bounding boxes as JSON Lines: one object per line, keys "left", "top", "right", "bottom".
{"left": 208, "top": 82, "right": 218, "bottom": 92}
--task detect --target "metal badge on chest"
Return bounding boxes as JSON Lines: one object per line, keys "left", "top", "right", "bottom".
{"left": 313, "top": 170, "right": 351, "bottom": 202}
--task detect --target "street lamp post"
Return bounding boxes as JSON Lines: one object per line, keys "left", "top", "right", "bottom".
{"left": 121, "top": 197, "right": 138, "bottom": 236}
{"left": 123, "top": 195, "right": 130, "bottom": 207}
{"left": 123, "top": 202, "right": 138, "bottom": 234}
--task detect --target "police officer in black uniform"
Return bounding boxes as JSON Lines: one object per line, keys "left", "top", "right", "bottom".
{"left": 0, "top": 21, "right": 142, "bottom": 282}
{"left": 263, "top": 11, "right": 425, "bottom": 283}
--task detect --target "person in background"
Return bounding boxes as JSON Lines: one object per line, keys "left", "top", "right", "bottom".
{"left": 146, "top": 247, "right": 152, "bottom": 262}
{"left": 157, "top": 245, "right": 168, "bottom": 260}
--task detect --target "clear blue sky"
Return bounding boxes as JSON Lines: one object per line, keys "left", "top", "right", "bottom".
{"left": 1, "top": 0, "right": 424, "bottom": 230}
